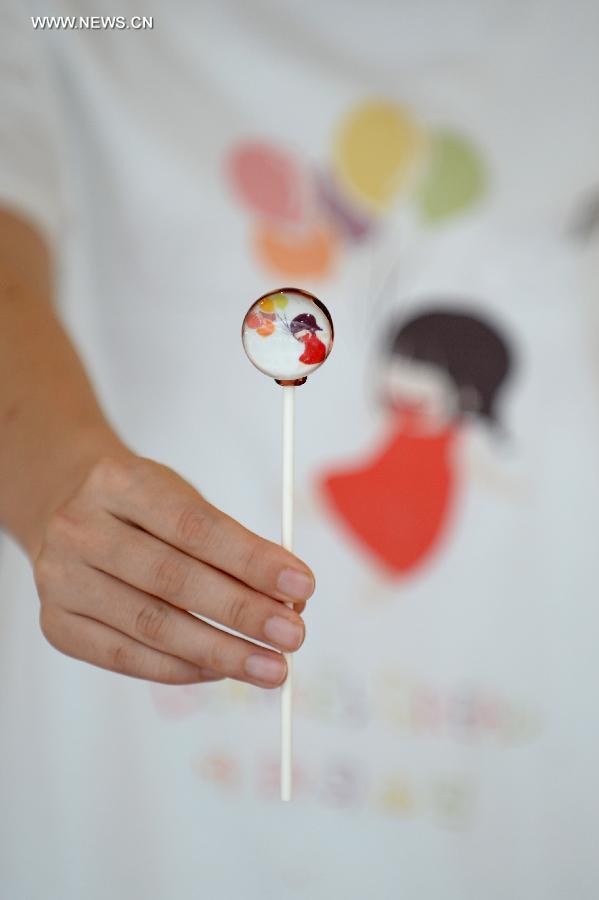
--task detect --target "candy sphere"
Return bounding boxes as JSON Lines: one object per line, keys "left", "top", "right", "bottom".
{"left": 242, "top": 288, "right": 333, "bottom": 385}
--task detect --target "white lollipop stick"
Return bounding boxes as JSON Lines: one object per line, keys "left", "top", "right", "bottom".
{"left": 280, "top": 385, "right": 295, "bottom": 801}
{"left": 241, "top": 287, "right": 334, "bottom": 803}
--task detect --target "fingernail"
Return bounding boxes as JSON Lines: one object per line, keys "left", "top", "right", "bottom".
{"left": 264, "top": 616, "right": 304, "bottom": 651}
{"left": 277, "top": 567, "right": 314, "bottom": 601}
{"left": 245, "top": 653, "right": 286, "bottom": 685}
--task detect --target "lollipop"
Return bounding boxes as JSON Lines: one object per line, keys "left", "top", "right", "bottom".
{"left": 242, "top": 287, "right": 334, "bottom": 801}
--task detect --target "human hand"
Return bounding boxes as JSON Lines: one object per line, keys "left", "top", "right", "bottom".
{"left": 34, "top": 453, "right": 314, "bottom": 687}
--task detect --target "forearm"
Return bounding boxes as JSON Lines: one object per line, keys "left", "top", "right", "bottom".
{"left": 0, "top": 211, "right": 128, "bottom": 559}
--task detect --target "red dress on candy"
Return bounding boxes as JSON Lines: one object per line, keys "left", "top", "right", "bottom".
{"left": 298, "top": 331, "right": 326, "bottom": 364}
{"left": 320, "top": 412, "right": 459, "bottom": 576}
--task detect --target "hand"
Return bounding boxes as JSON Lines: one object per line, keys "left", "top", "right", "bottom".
{"left": 34, "top": 453, "right": 314, "bottom": 687}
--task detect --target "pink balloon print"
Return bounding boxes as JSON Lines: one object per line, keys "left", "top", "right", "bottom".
{"left": 227, "top": 142, "right": 309, "bottom": 224}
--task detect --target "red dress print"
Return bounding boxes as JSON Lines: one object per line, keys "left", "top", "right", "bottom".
{"left": 320, "top": 414, "right": 459, "bottom": 576}
{"left": 298, "top": 331, "right": 327, "bottom": 365}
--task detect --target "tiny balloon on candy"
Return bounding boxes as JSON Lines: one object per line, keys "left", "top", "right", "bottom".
{"left": 241, "top": 288, "right": 334, "bottom": 801}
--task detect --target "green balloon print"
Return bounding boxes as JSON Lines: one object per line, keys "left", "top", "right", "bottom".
{"left": 417, "top": 131, "right": 486, "bottom": 223}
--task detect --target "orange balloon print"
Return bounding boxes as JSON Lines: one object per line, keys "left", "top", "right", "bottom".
{"left": 253, "top": 221, "right": 338, "bottom": 278}
{"left": 256, "top": 319, "right": 275, "bottom": 336}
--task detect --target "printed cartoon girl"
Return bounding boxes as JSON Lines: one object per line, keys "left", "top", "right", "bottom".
{"left": 290, "top": 313, "right": 327, "bottom": 365}
{"left": 320, "top": 306, "right": 514, "bottom": 577}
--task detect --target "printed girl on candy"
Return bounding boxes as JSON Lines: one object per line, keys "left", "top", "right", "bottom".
{"left": 289, "top": 313, "right": 327, "bottom": 365}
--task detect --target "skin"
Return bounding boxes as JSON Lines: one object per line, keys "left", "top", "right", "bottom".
{"left": 380, "top": 357, "right": 459, "bottom": 433}
{"left": 0, "top": 209, "right": 314, "bottom": 688}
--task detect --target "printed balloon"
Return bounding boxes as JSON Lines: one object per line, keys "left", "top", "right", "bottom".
{"left": 228, "top": 142, "right": 310, "bottom": 223}
{"left": 416, "top": 130, "right": 486, "bottom": 223}
{"left": 334, "top": 101, "right": 423, "bottom": 210}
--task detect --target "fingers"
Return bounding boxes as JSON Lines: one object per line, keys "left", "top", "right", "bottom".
{"left": 40, "top": 607, "right": 222, "bottom": 685}
{"left": 59, "top": 563, "right": 289, "bottom": 687}
{"left": 35, "top": 455, "right": 315, "bottom": 688}
{"left": 88, "top": 513, "right": 306, "bottom": 653}
{"left": 94, "top": 457, "right": 315, "bottom": 604}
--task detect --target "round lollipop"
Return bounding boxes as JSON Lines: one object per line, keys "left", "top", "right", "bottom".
{"left": 242, "top": 287, "right": 334, "bottom": 801}
{"left": 242, "top": 288, "right": 333, "bottom": 385}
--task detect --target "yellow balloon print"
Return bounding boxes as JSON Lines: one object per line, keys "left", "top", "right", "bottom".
{"left": 334, "top": 100, "right": 423, "bottom": 211}
{"left": 259, "top": 292, "right": 289, "bottom": 313}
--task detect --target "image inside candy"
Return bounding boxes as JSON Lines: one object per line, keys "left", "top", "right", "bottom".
{"left": 242, "top": 289, "right": 333, "bottom": 381}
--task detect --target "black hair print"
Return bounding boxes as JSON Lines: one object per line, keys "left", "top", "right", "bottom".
{"left": 384, "top": 306, "right": 514, "bottom": 426}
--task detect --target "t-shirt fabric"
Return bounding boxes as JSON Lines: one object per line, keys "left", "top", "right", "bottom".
{"left": 1, "top": 2, "right": 599, "bottom": 898}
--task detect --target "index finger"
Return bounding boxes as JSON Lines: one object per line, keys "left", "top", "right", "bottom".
{"left": 98, "top": 457, "right": 315, "bottom": 604}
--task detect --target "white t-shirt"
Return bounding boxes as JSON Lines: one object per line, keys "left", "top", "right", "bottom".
{"left": 2, "top": 2, "right": 599, "bottom": 898}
